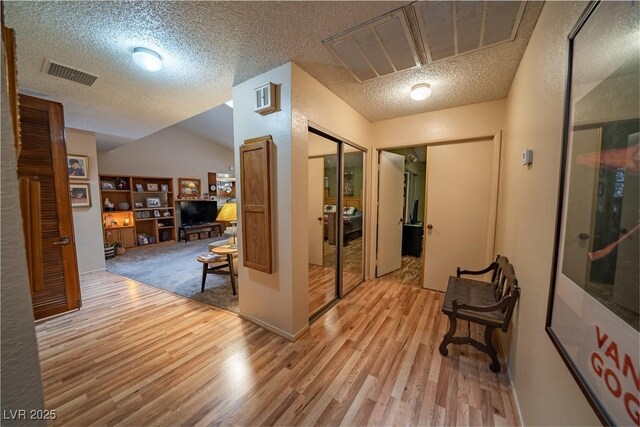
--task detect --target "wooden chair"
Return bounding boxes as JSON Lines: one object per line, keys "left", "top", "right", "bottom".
{"left": 439, "top": 256, "right": 520, "bottom": 373}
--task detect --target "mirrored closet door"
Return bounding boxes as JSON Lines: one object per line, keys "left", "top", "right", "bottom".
{"left": 308, "top": 132, "right": 339, "bottom": 318}
{"left": 342, "top": 146, "right": 365, "bottom": 294}
{"left": 308, "top": 126, "right": 366, "bottom": 321}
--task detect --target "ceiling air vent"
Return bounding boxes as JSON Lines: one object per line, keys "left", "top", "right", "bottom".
{"left": 413, "top": 1, "right": 526, "bottom": 63}
{"left": 322, "top": 9, "right": 421, "bottom": 83}
{"left": 42, "top": 59, "right": 98, "bottom": 86}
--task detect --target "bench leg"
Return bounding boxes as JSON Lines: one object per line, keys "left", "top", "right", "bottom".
{"left": 484, "top": 326, "right": 501, "bottom": 373}
{"left": 201, "top": 262, "right": 208, "bottom": 292}
{"left": 439, "top": 313, "right": 457, "bottom": 357}
{"left": 439, "top": 314, "right": 501, "bottom": 373}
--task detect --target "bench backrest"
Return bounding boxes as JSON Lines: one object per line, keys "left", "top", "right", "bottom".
{"left": 493, "top": 256, "right": 520, "bottom": 331}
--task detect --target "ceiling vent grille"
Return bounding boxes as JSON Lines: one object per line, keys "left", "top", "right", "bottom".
{"left": 322, "top": 9, "right": 421, "bottom": 83}
{"left": 413, "top": 1, "right": 526, "bottom": 63}
{"left": 42, "top": 59, "right": 98, "bottom": 86}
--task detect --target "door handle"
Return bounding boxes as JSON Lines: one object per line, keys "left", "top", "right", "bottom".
{"left": 578, "top": 233, "right": 590, "bottom": 240}
{"left": 398, "top": 218, "right": 404, "bottom": 225}
{"left": 54, "top": 236, "right": 71, "bottom": 246}
{"left": 317, "top": 217, "right": 323, "bottom": 222}
{"left": 426, "top": 224, "right": 433, "bottom": 230}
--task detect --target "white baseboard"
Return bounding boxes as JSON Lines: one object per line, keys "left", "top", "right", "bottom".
{"left": 239, "top": 312, "right": 309, "bottom": 342}
{"left": 79, "top": 268, "right": 106, "bottom": 276}
{"left": 497, "top": 335, "right": 524, "bottom": 427}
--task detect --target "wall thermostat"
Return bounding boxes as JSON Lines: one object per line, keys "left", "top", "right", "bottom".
{"left": 522, "top": 149, "right": 533, "bottom": 166}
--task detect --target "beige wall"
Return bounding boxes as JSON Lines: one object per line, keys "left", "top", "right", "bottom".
{"left": 66, "top": 129, "right": 106, "bottom": 273}
{"left": 291, "top": 63, "right": 373, "bottom": 306}
{"left": 1, "top": 41, "right": 46, "bottom": 425}
{"left": 371, "top": 99, "right": 505, "bottom": 148}
{"left": 98, "top": 125, "right": 234, "bottom": 197}
{"left": 496, "top": 1, "right": 599, "bottom": 426}
{"left": 233, "top": 63, "right": 304, "bottom": 338}
{"left": 231, "top": 63, "right": 373, "bottom": 339}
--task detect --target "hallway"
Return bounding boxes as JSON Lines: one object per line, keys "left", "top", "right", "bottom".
{"left": 35, "top": 270, "right": 517, "bottom": 425}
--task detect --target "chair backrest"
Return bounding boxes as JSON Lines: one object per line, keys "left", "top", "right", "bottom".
{"left": 492, "top": 256, "right": 510, "bottom": 299}
{"left": 499, "top": 262, "right": 520, "bottom": 332}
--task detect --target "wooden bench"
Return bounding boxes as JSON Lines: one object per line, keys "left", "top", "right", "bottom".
{"left": 438, "top": 256, "right": 520, "bottom": 373}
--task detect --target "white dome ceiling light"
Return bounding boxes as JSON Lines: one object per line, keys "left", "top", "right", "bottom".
{"left": 132, "top": 47, "right": 162, "bottom": 72}
{"left": 410, "top": 83, "right": 432, "bottom": 101}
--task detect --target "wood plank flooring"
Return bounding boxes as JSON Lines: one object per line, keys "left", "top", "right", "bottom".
{"left": 309, "top": 236, "right": 365, "bottom": 315}
{"left": 36, "top": 270, "right": 517, "bottom": 426}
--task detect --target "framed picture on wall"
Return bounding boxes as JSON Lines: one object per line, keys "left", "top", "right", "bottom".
{"left": 178, "top": 177, "right": 201, "bottom": 199}
{"left": 67, "top": 154, "right": 89, "bottom": 180}
{"left": 69, "top": 183, "right": 91, "bottom": 207}
{"left": 344, "top": 172, "right": 354, "bottom": 197}
{"left": 545, "top": 2, "right": 639, "bottom": 426}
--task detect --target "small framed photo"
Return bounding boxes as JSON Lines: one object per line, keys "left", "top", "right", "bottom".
{"left": 134, "top": 202, "right": 144, "bottom": 209}
{"left": 146, "top": 197, "right": 161, "bottom": 208}
{"left": 67, "top": 154, "right": 89, "bottom": 180}
{"left": 160, "top": 184, "right": 169, "bottom": 192}
{"left": 101, "top": 181, "right": 115, "bottom": 190}
{"left": 147, "top": 183, "right": 159, "bottom": 192}
{"left": 153, "top": 210, "right": 161, "bottom": 218}
{"left": 70, "top": 183, "right": 91, "bottom": 207}
{"left": 135, "top": 184, "right": 144, "bottom": 192}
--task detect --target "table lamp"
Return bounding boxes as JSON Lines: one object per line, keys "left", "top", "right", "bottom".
{"left": 216, "top": 202, "right": 237, "bottom": 248}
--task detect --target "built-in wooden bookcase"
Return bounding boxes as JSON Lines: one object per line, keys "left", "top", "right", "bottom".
{"left": 99, "top": 175, "right": 176, "bottom": 248}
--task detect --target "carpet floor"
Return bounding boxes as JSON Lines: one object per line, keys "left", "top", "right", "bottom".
{"left": 106, "top": 237, "right": 239, "bottom": 313}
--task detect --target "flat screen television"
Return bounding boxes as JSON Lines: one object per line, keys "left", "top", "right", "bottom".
{"left": 177, "top": 200, "right": 218, "bottom": 227}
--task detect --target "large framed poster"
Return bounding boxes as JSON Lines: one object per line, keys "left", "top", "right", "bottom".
{"left": 546, "top": 1, "right": 639, "bottom": 426}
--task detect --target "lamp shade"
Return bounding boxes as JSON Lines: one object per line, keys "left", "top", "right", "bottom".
{"left": 216, "top": 202, "right": 237, "bottom": 222}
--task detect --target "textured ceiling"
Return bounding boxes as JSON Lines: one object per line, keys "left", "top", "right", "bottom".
{"left": 6, "top": 1, "right": 542, "bottom": 142}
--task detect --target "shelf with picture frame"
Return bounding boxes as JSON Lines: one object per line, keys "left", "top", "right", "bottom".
{"left": 99, "top": 174, "right": 176, "bottom": 248}
{"left": 207, "top": 172, "right": 236, "bottom": 199}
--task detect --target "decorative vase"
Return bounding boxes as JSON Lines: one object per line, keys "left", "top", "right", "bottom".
{"left": 117, "top": 202, "right": 130, "bottom": 211}
{"left": 104, "top": 245, "right": 115, "bottom": 259}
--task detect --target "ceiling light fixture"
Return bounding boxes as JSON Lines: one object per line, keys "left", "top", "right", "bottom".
{"left": 132, "top": 47, "right": 162, "bottom": 72}
{"left": 410, "top": 83, "right": 432, "bottom": 101}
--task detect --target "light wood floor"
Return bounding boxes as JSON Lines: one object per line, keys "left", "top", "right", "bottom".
{"left": 390, "top": 254, "right": 424, "bottom": 287}
{"left": 309, "top": 237, "right": 365, "bottom": 315}
{"left": 36, "top": 271, "right": 517, "bottom": 426}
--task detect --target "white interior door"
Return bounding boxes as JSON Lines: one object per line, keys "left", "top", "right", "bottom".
{"left": 308, "top": 157, "right": 324, "bottom": 267}
{"left": 377, "top": 151, "right": 405, "bottom": 277}
{"left": 423, "top": 139, "right": 497, "bottom": 291}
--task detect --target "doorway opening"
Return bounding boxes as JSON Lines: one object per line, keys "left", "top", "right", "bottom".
{"left": 380, "top": 147, "right": 427, "bottom": 286}
{"left": 308, "top": 126, "right": 366, "bottom": 320}
{"left": 376, "top": 137, "right": 500, "bottom": 291}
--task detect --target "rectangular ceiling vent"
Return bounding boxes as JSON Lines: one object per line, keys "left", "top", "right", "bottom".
{"left": 322, "top": 9, "right": 421, "bottom": 83}
{"left": 413, "top": 1, "right": 526, "bottom": 64}
{"left": 42, "top": 59, "right": 98, "bottom": 86}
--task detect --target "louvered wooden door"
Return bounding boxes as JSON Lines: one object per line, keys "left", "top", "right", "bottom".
{"left": 17, "top": 95, "right": 81, "bottom": 320}
{"left": 240, "top": 136, "right": 273, "bottom": 273}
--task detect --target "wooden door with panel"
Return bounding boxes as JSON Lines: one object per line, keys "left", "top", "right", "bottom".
{"left": 17, "top": 95, "right": 81, "bottom": 320}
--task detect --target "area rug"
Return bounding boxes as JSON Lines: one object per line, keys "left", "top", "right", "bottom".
{"left": 106, "top": 237, "right": 239, "bottom": 313}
